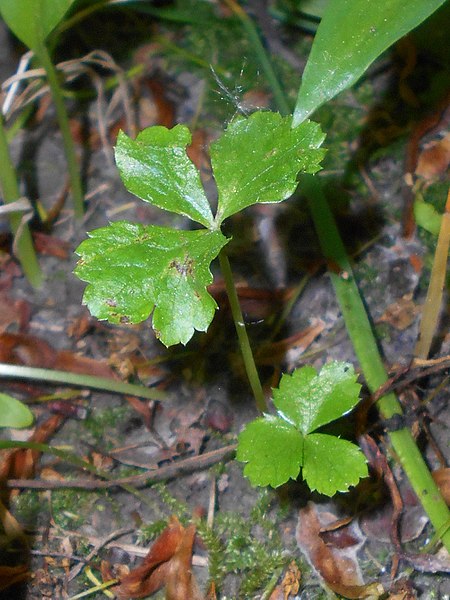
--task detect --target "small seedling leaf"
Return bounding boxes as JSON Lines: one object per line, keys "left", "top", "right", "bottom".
{"left": 236, "top": 415, "right": 304, "bottom": 488}
{"left": 75, "top": 221, "right": 228, "bottom": 346}
{"left": 0, "top": 0, "right": 75, "bottom": 50}
{"left": 211, "top": 112, "right": 325, "bottom": 224}
{"left": 237, "top": 361, "right": 366, "bottom": 495}
{"left": 115, "top": 126, "right": 214, "bottom": 228}
{"left": 302, "top": 433, "right": 368, "bottom": 495}
{"left": 0, "top": 393, "right": 34, "bottom": 428}
{"left": 273, "top": 362, "right": 361, "bottom": 434}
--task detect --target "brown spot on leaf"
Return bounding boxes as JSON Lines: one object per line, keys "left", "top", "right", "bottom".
{"left": 169, "top": 258, "right": 194, "bottom": 277}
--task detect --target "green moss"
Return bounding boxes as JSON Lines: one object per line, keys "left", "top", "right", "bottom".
{"left": 11, "top": 490, "right": 43, "bottom": 526}
{"left": 197, "top": 490, "right": 291, "bottom": 596}
{"left": 83, "top": 404, "right": 129, "bottom": 444}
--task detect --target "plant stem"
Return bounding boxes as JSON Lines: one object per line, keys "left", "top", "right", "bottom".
{"left": 219, "top": 250, "right": 267, "bottom": 412}
{"left": 35, "top": 41, "right": 84, "bottom": 218}
{"left": 414, "top": 188, "right": 450, "bottom": 359}
{"left": 0, "top": 363, "right": 166, "bottom": 401}
{"left": 0, "top": 114, "right": 42, "bottom": 288}
{"left": 300, "top": 174, "right": 450, "bottom": 550}
{"left": 223, "top": 0, "right": 291, "bottom": 116}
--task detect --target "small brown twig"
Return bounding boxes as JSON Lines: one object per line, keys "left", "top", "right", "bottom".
{"left": 5, "top": 444, "right": 237, "bottom": 490}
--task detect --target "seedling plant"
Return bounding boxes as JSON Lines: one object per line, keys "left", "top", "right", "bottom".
{"left": 73, "top": 0, "right": 450, "bottom": 553}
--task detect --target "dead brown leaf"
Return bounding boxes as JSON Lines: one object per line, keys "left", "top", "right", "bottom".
{"left": 103, "top": 516, "right": 203, "bottom": 599}
{"left": 415, "top": 133, "right": 450, "bottom": 182}
{"left": 257, "top": 320, "right": 325, "bottom": 365}
{"left": 0, "top": 414, "right": 64, "bottom": 487}
{"left": 378, "top": 294, "right": 419, "bottom": 330}
{"left": 209, "top": 281, "right": 289, "bottom": 320}
{"left": 268, "top": 560, "right": 301, "bottom": 600}
{"left": 0, "top": 293, "right": 30, "bottom": 333}
{"left": 296, "top": 503, "right": 384, "bottom": 599}
{"left": 32, "top": 232, "right": 70, "bottom": 259}
{"left": 432, "top": 468, "right": 450, "bottom": 505}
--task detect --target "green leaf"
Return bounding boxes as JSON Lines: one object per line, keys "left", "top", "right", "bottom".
{"left": 272, "top": 362, "right": 361, "bottom": 434}
{"left": 293, "top": 0, "right": 447, "bottom": 125}
{"left": 302, "top": 433, "right": 368, "bottom": 495}
{"left": 414, "top": 200, "right": 442, "bottom": 236}
{"left": 236, "top": 416, "right": 304, "bottom": 488}
{"left": 0, "top": 0, "right": 75, "bottom": 50}
{"left": 75, "top": 221, "right": 228, "bottom": 347}
{"left": 115, "top": 126, "right": 214, "bottom": 228}
{"left": 0, "top": 393, "right": 34, "bottom": 428}
{"left": 237, "top": 361, "right": 367, "bottom": 494}
{"left": 211, "top": 112, "right": 325, "bottom": 224}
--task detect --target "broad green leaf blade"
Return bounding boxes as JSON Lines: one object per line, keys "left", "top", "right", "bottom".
{"left": 236, "top": 415, "right": 304, "bottom": 488}
{"left": 0, "top": 393, "right": 34, "bottom": 428}
{"left": 273, "top": 362, "right": 361, "bottom": 434}
{"left": 302, "top": 433, "right": 368, "bottom": 496}
{"left": 74, "top": 221, "right": 228, "bottom": 347}
{"left": 293, "top": 0, "right": 447, "bottom": 125}
{"left": 0, "top": 0, "right": 75, "bottom": 50}
{"left": 115, "top": 126, "right": 214, "bottom": 228}
{"left": 211, "top": 112, "right": 325, "bottom": 224}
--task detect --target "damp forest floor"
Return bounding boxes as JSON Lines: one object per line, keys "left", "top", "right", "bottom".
{"left": 0, "top": 3, "right": 449, "bottom": 599}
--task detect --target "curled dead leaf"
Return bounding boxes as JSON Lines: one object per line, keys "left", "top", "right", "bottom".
{"left": 296, "top": 503, "right": 384, "bottom": 599}
{"left": 103, "top": 516, "right": 203, "bottom": 599}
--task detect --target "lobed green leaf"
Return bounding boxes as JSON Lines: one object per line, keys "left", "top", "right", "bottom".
{"left": 0, "top": 393, "right": 34, "bottom": 428}
{"left": 75, "top": 221, "right": 228, "bottom": 346}
{"left": 272, "top": 362, "right": 361, "bottom": 435}
{"left": 302, "top": 433, "right": 368, "bottom": 496}
{"left": 237, "top": 361, "right": 367, "bottom": 494}
{"left": 211, "top": 111, "right": 325, "bottom": 224}
{"left": 115, "top": 126, "right": 214, "bottom": 228}
{"left": 0, "top": 0, "right": 75, "bottom": 50}
{"left": 236, "top": 415, "right": 304, "bottom": 488}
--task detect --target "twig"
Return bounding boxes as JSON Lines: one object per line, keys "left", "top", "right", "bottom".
{"left": 68, "top": 527, "right": 135, "bottom": 581}
{"left": 5, "top": 444, "right": 237, "bottom": 490}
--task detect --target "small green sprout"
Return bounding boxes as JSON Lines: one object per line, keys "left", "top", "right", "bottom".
{"left": 236, "top": 362, "right": 368, "bottom": 495}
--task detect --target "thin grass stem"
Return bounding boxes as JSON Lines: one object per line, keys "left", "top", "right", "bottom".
{"left": 219, "top": 250, "right": 267, "bottom": 412}
{"left": 36, "top": 41, "right": 84, "bottom": 217}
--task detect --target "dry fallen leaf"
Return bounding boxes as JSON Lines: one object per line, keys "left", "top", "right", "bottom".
{"left": 0, "top": 414, "right": 64, "bottom": 488}
{"left": 432, "top": 468, "right": 450, "bottom": 505}
{"left": 296, "top": 503, "right": 384, "bottom": 599}
{"left": 415, "top": 133, "right": 450, "bottom": 182}
{"left": 268, "top": 560, "right": 301, "bottom": 600}
{"left": 378, "top": 294, "right": 419, "bottom": 330}
{"left": 102, "top": 516, "right": 203, "bottom": 599}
